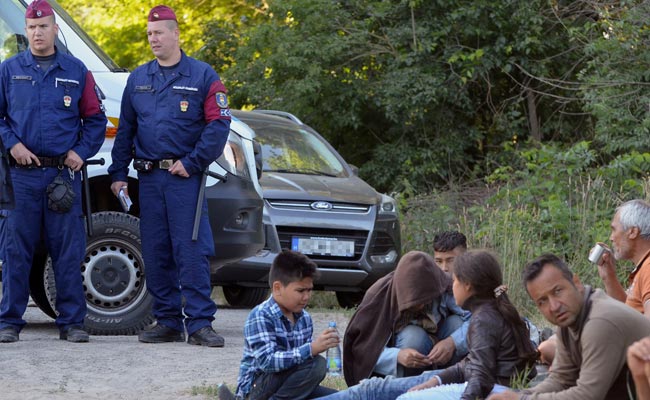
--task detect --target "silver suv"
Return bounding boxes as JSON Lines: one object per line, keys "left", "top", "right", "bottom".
{"left": 215, "top": 110, "right": 401, "bottom": 308}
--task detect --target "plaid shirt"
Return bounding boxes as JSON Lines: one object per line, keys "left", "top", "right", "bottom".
{"left": 235, "top": 296, "right": 313, "bottom": 398}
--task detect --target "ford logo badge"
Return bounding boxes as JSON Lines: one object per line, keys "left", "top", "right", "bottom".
{"left": 311, "top": 201, "right": 333, "bottom": 211}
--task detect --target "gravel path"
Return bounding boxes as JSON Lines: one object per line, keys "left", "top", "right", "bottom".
{"left": 0, "top": 303, "right": 349, "bottom": 400}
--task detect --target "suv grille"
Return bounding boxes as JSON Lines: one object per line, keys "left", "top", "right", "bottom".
{"left": 276, "top": 226, "right": 368, "bottom": 261}
{"left": 268, "top": 200, "right": 370, "bottom": 214}
{"left": 369, "top": 231, "right": 397, "bottom": 255}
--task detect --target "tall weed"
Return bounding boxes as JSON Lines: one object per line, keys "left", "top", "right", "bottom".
{"left": 401, "top": 141, "right": 650, "bottom": 318}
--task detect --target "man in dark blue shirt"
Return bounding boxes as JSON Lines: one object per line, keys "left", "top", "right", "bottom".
{"left": 0, "top": 0, "right": 106, "bottom": 343}
{"left": 108, "top": 5, "right": 231, "bottom": 347}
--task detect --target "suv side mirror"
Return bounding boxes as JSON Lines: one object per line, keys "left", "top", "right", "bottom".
{"left": 253, "top": 140, "right": 263, "bottom": 180}
{"left": 349, "top": 164, "right": 359, "bottom": 176}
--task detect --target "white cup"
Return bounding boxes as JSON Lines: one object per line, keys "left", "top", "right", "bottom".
{"left": 588, "top": 243, "right": 607, "bottom": 264}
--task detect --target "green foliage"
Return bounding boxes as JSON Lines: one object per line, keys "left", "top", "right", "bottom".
{"left": 59, "top": 0, "right": 650, "bottom": 197}
{"left": 58, "top": 0, "right": 252, "bottom": 70}
{"left": 579, "top": 1, "right": 650, "bottom": 156}
{"left": 401, "top": 141, "right": 650, "bottom": 316}
{"left": 204, "top": 0, "right": 595, "bottom": 193}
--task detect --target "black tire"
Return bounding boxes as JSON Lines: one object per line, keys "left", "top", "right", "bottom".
{"left": 29, "top": 211, "right": 154, "bottom": 335}
{"left": 336, "top": 291, "right": 365, "bottom": 309}
{"left": 223, "top": 286, "right": 268, "bottom": 308}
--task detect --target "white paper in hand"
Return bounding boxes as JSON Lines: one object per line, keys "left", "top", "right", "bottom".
{"left": 118, "top": 187, "right": 133, "bottom": 212}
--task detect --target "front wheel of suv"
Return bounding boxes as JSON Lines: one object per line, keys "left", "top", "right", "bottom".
{"left": 222, "top": 286, "right": 268, "bottom": 308}
{"left": 336, "top": 291, "right": 365, "bottom": 309}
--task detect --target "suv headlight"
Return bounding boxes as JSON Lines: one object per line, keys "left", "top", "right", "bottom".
{"left": 379, "top": 193, "right": 398, "bottom": 215}
{"left": 216, "top": 132, "right": 251, "bottom": 180}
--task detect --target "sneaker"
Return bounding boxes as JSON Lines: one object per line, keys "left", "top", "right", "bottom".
{"left": 0, "top": 327, "right": 19, "bottom": 343}
{"left": 60, "top": 326, "right": 89, "bottom": 343}
{"left": 138, "top": 324, "right": 185, "bottom": 343}
{"left": 217, "top": 384, "right": 236, "bottom": 400}
{"left": 188, "top": 326, "right": 225, "bottom": 347}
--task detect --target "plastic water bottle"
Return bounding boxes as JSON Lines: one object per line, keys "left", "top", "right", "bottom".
{"left": 326, "top": 321, "right": 342, "bottom": 376}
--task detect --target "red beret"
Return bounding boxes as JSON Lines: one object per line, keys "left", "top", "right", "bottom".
{"left": 148, "top": 5, "right": 177, "bottom": 22}
{"left": 25, "top": 0, "right": 54, "bottom": 19}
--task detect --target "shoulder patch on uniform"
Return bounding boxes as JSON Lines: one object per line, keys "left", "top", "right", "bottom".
{"left": 215, "top": 92, "right": 228, "bottom": 109}
{"left": 94, "top": 85, "right": 105, "bottom": 101}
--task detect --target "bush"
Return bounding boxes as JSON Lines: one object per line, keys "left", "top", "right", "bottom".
{"left": 401, "top": 141, "right": 650, "bottom": 317}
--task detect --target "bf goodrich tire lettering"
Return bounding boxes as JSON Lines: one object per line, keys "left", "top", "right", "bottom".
{"left": 29, "top": 212, "right": 154, "bottom": 335}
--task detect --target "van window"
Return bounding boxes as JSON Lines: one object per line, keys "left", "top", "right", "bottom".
{"left": 0, "top": 0, "right": 29, "bottom": 62}
{"left": 0, "top": 0, "right": 123, "bottom": 72}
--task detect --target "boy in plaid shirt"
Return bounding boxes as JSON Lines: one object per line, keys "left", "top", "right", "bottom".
{"left": 219, "top": 250, "right": 339, "bottom": 399}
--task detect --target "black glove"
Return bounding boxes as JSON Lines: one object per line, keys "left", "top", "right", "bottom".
{"left": 47, "top": 172, "right": 75, "bottom": 213}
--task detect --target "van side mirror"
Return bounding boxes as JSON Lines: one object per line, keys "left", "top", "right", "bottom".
{"left": 15, "top": 34, "right": 28, "bottom": 52}
{"left": 2, "top": 34, "right": 28, "bottom": 61}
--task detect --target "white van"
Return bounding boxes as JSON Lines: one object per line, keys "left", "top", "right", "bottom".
{"left": 0, "top": 0, "right": 265, "bottom": 334}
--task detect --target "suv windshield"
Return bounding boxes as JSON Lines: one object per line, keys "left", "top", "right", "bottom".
{"left": 254, "top": 122, "right": 347, "bottom": 178}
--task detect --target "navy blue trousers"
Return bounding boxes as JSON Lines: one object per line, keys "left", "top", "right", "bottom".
{"left": 138, "top": 169, "right": 216, "bottom": 335}
{"left": 0, "top": 167, "right": 86, "bottom": 331}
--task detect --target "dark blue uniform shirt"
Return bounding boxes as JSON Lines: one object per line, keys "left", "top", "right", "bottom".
{"left": 109, "top": 51, "right": 231, "bottom": 180}
{"left": 0, "top": 49, "right": 106, "bottom": 159}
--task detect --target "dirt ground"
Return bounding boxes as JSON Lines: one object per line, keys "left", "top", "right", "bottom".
{"left": 0, "top": 301, "right": 349, "bottom": 400}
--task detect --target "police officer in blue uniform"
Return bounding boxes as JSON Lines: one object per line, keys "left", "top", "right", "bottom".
{"left": 108, "top": 5, "right": 230, "bottom": 347}
{"left": 0, "top": 0, "right": 107, "bottom": 343}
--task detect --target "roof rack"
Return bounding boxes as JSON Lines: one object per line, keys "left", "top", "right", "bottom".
{"left": 252, "top": 109, "right": 304, "bottom": 125}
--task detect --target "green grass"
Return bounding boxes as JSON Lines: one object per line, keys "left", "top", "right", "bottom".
{"left": 190, "top": 383, "right": 221, "bottom": 397}
{"left": 508, "top": 365, "right": 537, "bottom": 390}
{"left": 322, "top": 374, "right": 349, "bottom": 390}
{"left": 400, "top": 179, "right": 647, "bottom": 322}
{"left": 190, "top": 377, "right": 349, "bottom": 398}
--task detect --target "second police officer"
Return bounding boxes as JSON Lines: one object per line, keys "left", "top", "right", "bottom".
{"left": 108, "top": 5, "right": 231, "bottom": 346}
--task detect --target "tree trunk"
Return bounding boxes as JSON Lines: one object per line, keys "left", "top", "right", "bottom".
{"left": 526, "top": 88, "right": 541, "bottom": 141}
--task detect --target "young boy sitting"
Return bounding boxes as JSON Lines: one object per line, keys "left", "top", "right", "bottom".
{"left": 219, "top": 250, "right": 339, "bottom": 400}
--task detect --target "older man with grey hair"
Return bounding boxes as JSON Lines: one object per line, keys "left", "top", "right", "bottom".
{"left": 597, "top": 199, "right": 650, "bottom": 315}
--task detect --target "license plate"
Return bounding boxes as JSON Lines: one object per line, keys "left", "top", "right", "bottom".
{"left": 291, "top": 237, "right": 354, "bottom": 257}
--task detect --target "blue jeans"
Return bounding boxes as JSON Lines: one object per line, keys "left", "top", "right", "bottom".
{"left": 316, "top": 374, "right": 508, "bottom": 400}
{"left": 316, "top": 370, "right": 442, "bottom": 400}
{"left": 248, "top": 355, "right": 337, "bottom": 400}
{"left": 396, "top": 383, "right": 508, "bottom": 399}
{"left": 375, "top": 314, "right": 466, "bottom": 377}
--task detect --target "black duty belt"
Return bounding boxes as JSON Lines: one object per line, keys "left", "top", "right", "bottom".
{"left": 133, "top": 158, "right": 179, "bottom": 172}
{"left": 10, "top": 155, "right": 66, "bottom": 168}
